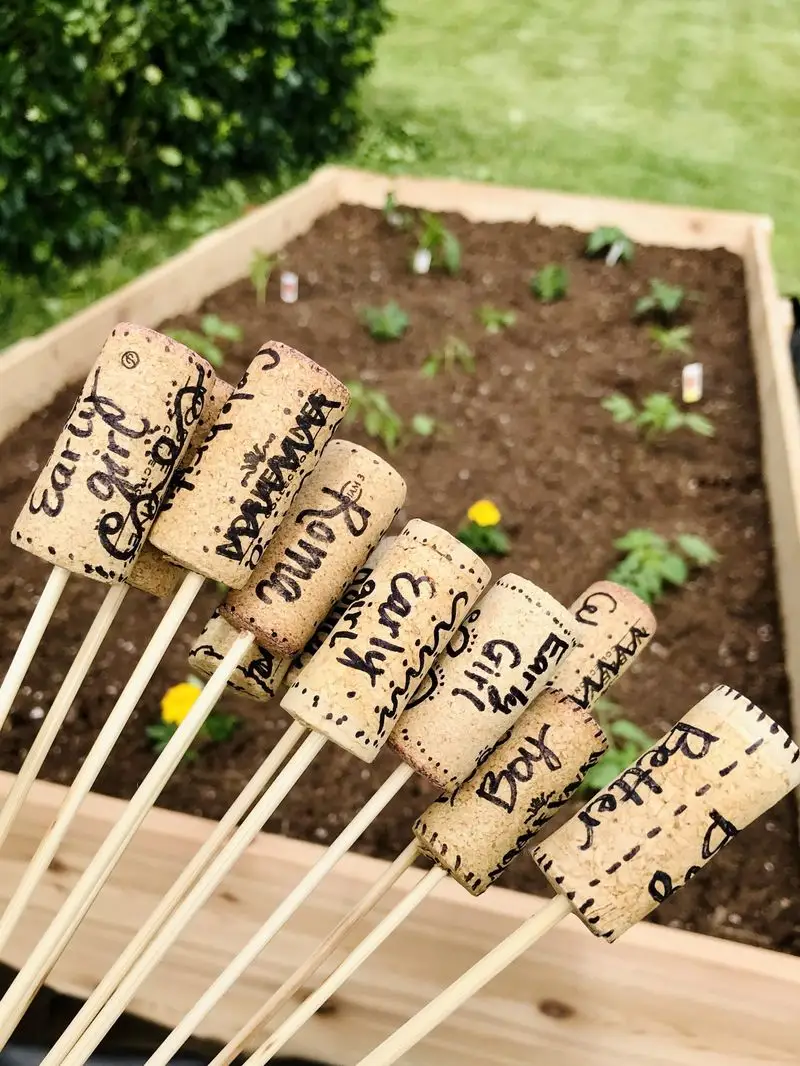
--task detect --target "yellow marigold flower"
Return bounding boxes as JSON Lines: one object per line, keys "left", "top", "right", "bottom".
{"left": 467, "top": 499, "right": 501, "bottom": 527}
{"left": 161, "top": 682, "right": 201, "bottom": 726}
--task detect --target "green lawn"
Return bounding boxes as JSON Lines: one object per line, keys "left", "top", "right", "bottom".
{"left": 3, "top": 0, "right": 798, "bottom": 350}
{"left": 360, "top": 0, "right": 800, "bottom": 288}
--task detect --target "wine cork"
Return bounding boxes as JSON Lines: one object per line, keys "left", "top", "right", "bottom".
{"left": 220, "top": 441, "right": 406, "bottom": 655}
{"left": 413, "top": 689, "right": 607, "bottom": 895}
{"left": 149, "top": 342, "right": 349, "bottom": 589}
{"left": 410, "top": 580, "right": 657, "bottom": 895}
{"left": 390, "top": 576, "right": 578, "bottom": 790}
{"left": 556, "top": 581, "right": 656, "bottom": 710}
{"left": 188, "top": 610, "right": 290, "bottom": 701}
{"left": 12, "top": 323, "right": 212, "bottom": 584}
{"left": 128, "top": 377, "right": 235, "bottom": 598}
{"left": 532, "top": 685, "right": 800, "bottom": 941}
{"left": 281, "top": 520, "right": 491, "bottom": 763}
{"left": 284, "top": 537, "right": 397, "bottom": 688}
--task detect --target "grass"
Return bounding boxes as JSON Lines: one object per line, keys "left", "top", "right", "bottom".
{"left": 4, "top": 0, "right": 799, "bottom": 350}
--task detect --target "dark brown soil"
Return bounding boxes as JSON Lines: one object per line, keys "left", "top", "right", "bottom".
{"left": 0, "top": 204, "right": 798, "bottom": 958}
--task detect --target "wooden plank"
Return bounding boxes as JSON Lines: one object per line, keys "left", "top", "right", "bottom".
{"left": 333, "top": 166, "right": 763, "bottom": 253}
{"left": 0, "top": 773, "right": 798, "bottom": 1066}
{"left": 0, "top": 167, "right": 342, "bottom": 440}
{"left": 743, "top": 222, "right": 800, "bottom": 793}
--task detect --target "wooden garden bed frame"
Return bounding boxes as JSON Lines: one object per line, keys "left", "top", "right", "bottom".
{"left": 0, "top": 167, "right": 798, "bottom": 1064}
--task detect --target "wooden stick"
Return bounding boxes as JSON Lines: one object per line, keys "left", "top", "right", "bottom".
{"left": 242, "top": 865, "right": 450, "bottom": 1066}
{"left": 209, "top": 840, "right": 422, "bottom": 1066}
{"left": 0, "top": 566, "right": 70, "bottom": 732}
{"left": 0, "top": 569, "right": 206, "bottom": 1035}
{"left": 0, "top": 583, "right": 129, "bottom": 854}
{"left": 356, "top": 896, "right": 573, "bottom": 1066}
{"left": 39, "top": 720, "right": 308, "bottom": 1066}
{"left": 50, "top": 730, "right": 328, "bottom": 1066}
{"left": 143, "top": 763, "right": 417, "bottom": 1066}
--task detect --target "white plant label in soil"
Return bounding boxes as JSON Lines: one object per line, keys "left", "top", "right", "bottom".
{"left": 682, "top": 362, "right": 703, "bottom": 404}
{"left": 280, "top": 271, "right": 299, "bottom": 303}
{"left": 412, "top": 248, "right": 432, "bottom": 275}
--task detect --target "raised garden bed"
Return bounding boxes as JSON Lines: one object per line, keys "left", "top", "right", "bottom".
{"left": 0, "top": 168, "right": 798, "bottom": 1063}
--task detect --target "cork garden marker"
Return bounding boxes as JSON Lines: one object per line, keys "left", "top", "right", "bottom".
{"left": 354, "top": 685, "right": 800, "bottom": 1066}
{"left": 49, "top": 522, "right": 489, "bottom": 1066}
{"left": 0, "top": 375, "right": 234, "bottom": 857}
{"left": 0, "top": 323, "right": 214, "bottom": 732}
{"left": 230, "top": 581, "right": 653, "bottom": 1066}
{"left": 0, "top": 340, "right": 350, "bottom": 1039}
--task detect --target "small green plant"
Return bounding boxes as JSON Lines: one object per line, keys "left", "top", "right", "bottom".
{"left": 648, "top": 324, "right": 693, "bottom": 355}
{"left": 634, "top": 278, "right": 685, "bottom": 321}
{"left": 421, "top": 336, "right": 475, "bottom": 378}
{"left": 344, "top": 382, "right": 404, "bottom": 450}
{"left": 457, "top": 499, "right": 511, "bottom": 557}
{"left": 579, "top": 698, "right": 653, "bottom": 795}
{"left": 147, "top": 677, "right": 239, "bottom": 761}
{"left": 410, "top": 412, "right": 437, "bottom": 438}
{"left": 170, "top": 314, "right": 242, "bottom": 368}
{"left": 586, "top": 226, "right": 634, "bottom": 265}
{"left": 250, "top": 251, "right": 277, "bottom": 306}
{"left": 530, "top": 264, "right": 569, "bottom": 303}
{"left": 416, "top": 211, "right": 461, "bottom": 275}
{"left": 476, "top": 305, "right": 516, "bottom": 334}
{"left": 607, "top": 529, "right": 720, "bottom": 604}
{"left": 383, "top": 191, "right": 412, "bottom": 231}
{"left": 360, "top": 301, "right": 410, "bottom": 341}
{"left": 602, "top": 392, "right": 713, "bottom": 441}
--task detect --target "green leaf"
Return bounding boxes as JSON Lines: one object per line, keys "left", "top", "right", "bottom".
{"left": 684, "top": 412, "right": 715, "bottom": 437}
{"left": 442, "top": 231, "right": 461, "bottom": 275}
{"left": 676, "top": 534, "right": 720, "bottom": 567}
{"left": 411, "top": 413, "right": 436, "bottom": 437}
{"left": 157, "top": 146, "right": 183, "bottom": 168}
{"left": 659, "top": 551, "right": 689, "bottom": 587}
{"left": 601, "top": 393, "right": 637, "bottom": 423}
{"left": 608, "top": 719, "right": 651, "bottom": 750}
{"left": 202, "top": 313, "right": 242, "bottom": 342}
{"left": 202, "top": 713, "right": 240, "bottom": 743}
{"left": 143, "top": 64, "right": 163, "bottom": 86}
{"left": 530, "top": 264, "right": 569, "bottom": 302}
{"left": 420, "top": 357, "right": 439, "bottom": 379}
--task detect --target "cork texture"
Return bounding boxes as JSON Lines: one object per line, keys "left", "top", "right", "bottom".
{"left": 390, "top": 576, "right": 578, "bottom": 790}
{"left": 188, "top": 610, "right": 290, "bottom": 702}
{"left": 281, "top": 520, "right": 491, "bottom": 763}
{"left": 127, "top": 377, "right": 234, "bottom": 598}
{"left": 149, "top": 342, "right": 349, "bottom": 588}
{"left": 283, "top": 537, "right": 396, "bottom": 689}
{"left": 553, "top": 581, "right": 656, "bottom": 711}
{"left": 413, "top": 688, "right": 607, "bottom": 895}
{"left": 532, "top": 685, "right": 800, "bottom": 941}
{"left": 12, "top": 323, "right": 213, "bottom": 584}
{"left": 221, "top": 440, "right": 406, "bottom": 655}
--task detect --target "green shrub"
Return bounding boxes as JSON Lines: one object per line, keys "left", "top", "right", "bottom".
{"left": 0, "top": 0, "right": 389, "bottom": 271}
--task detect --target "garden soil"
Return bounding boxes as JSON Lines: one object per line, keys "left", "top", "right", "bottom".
{"left": 0, "top": 205, "right": 798, "bottom": 959}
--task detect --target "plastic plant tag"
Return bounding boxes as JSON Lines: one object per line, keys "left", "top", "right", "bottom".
{"left": 412, "top": 248, "right": 432, "bottom": 275}
{"left": 682, "top": 363, "right": 703, "bottom": 404}
{"left": 280, "top": 271, "right": 299, "bottom": 304}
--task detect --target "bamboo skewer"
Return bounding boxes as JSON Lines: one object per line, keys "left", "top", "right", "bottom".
{"left": 0, "top": 566, "right": 71, "bottom": 732}
{"left": 208, "top": 841, "right": 422, "bottom": 1066}
{"left": 243, "top": 866, "right": 451, "bottom": 1066}
{"left": 44, "top": 730, "right": 328, "bottom": 1064}
{"left": 141, "top": 763, "right": 418, "bottom": 1066}
{"left": 0, "top": 570, "right": 205, "bottom": 962}
{"left": 355, "top": 896, "right": 573, "bottom": 1066}
{"left": 0, "top": 602, "right": 245, "bottom": 1038}
{"left": 40, "top": 718, "right": 308, "bottom": 1066}
{"left": 0, "top": 583, "right": 129, "bottom": 853}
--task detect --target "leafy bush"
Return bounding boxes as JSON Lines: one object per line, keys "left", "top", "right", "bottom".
{"left": 344, "top": 381, "right": 433, "bottom": 449}
{"left": 476, "top": 305, "right": 516, "bottom": 333}
{"left": 607, "top": 529, "right": 719, "bottom": 604}
{"left": 170, "top": 314, "right": 241, "bottom": 368}
{"left": 585, "top": 226, "right": 634, "bottom": 264}
{"left": 634, "top": 279, "right": 686, "bottom": 320}
{"left": 578, "top": 698, "right": 653, "bottom": 795}
{"left": 649, "top": 324, "right": 693, "bottom": 355}
{"left": 0, "top": 0, "right": 389, "bottom": 271}
{"left": 416, "top": 212, "right": 461, "bottom": 275}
